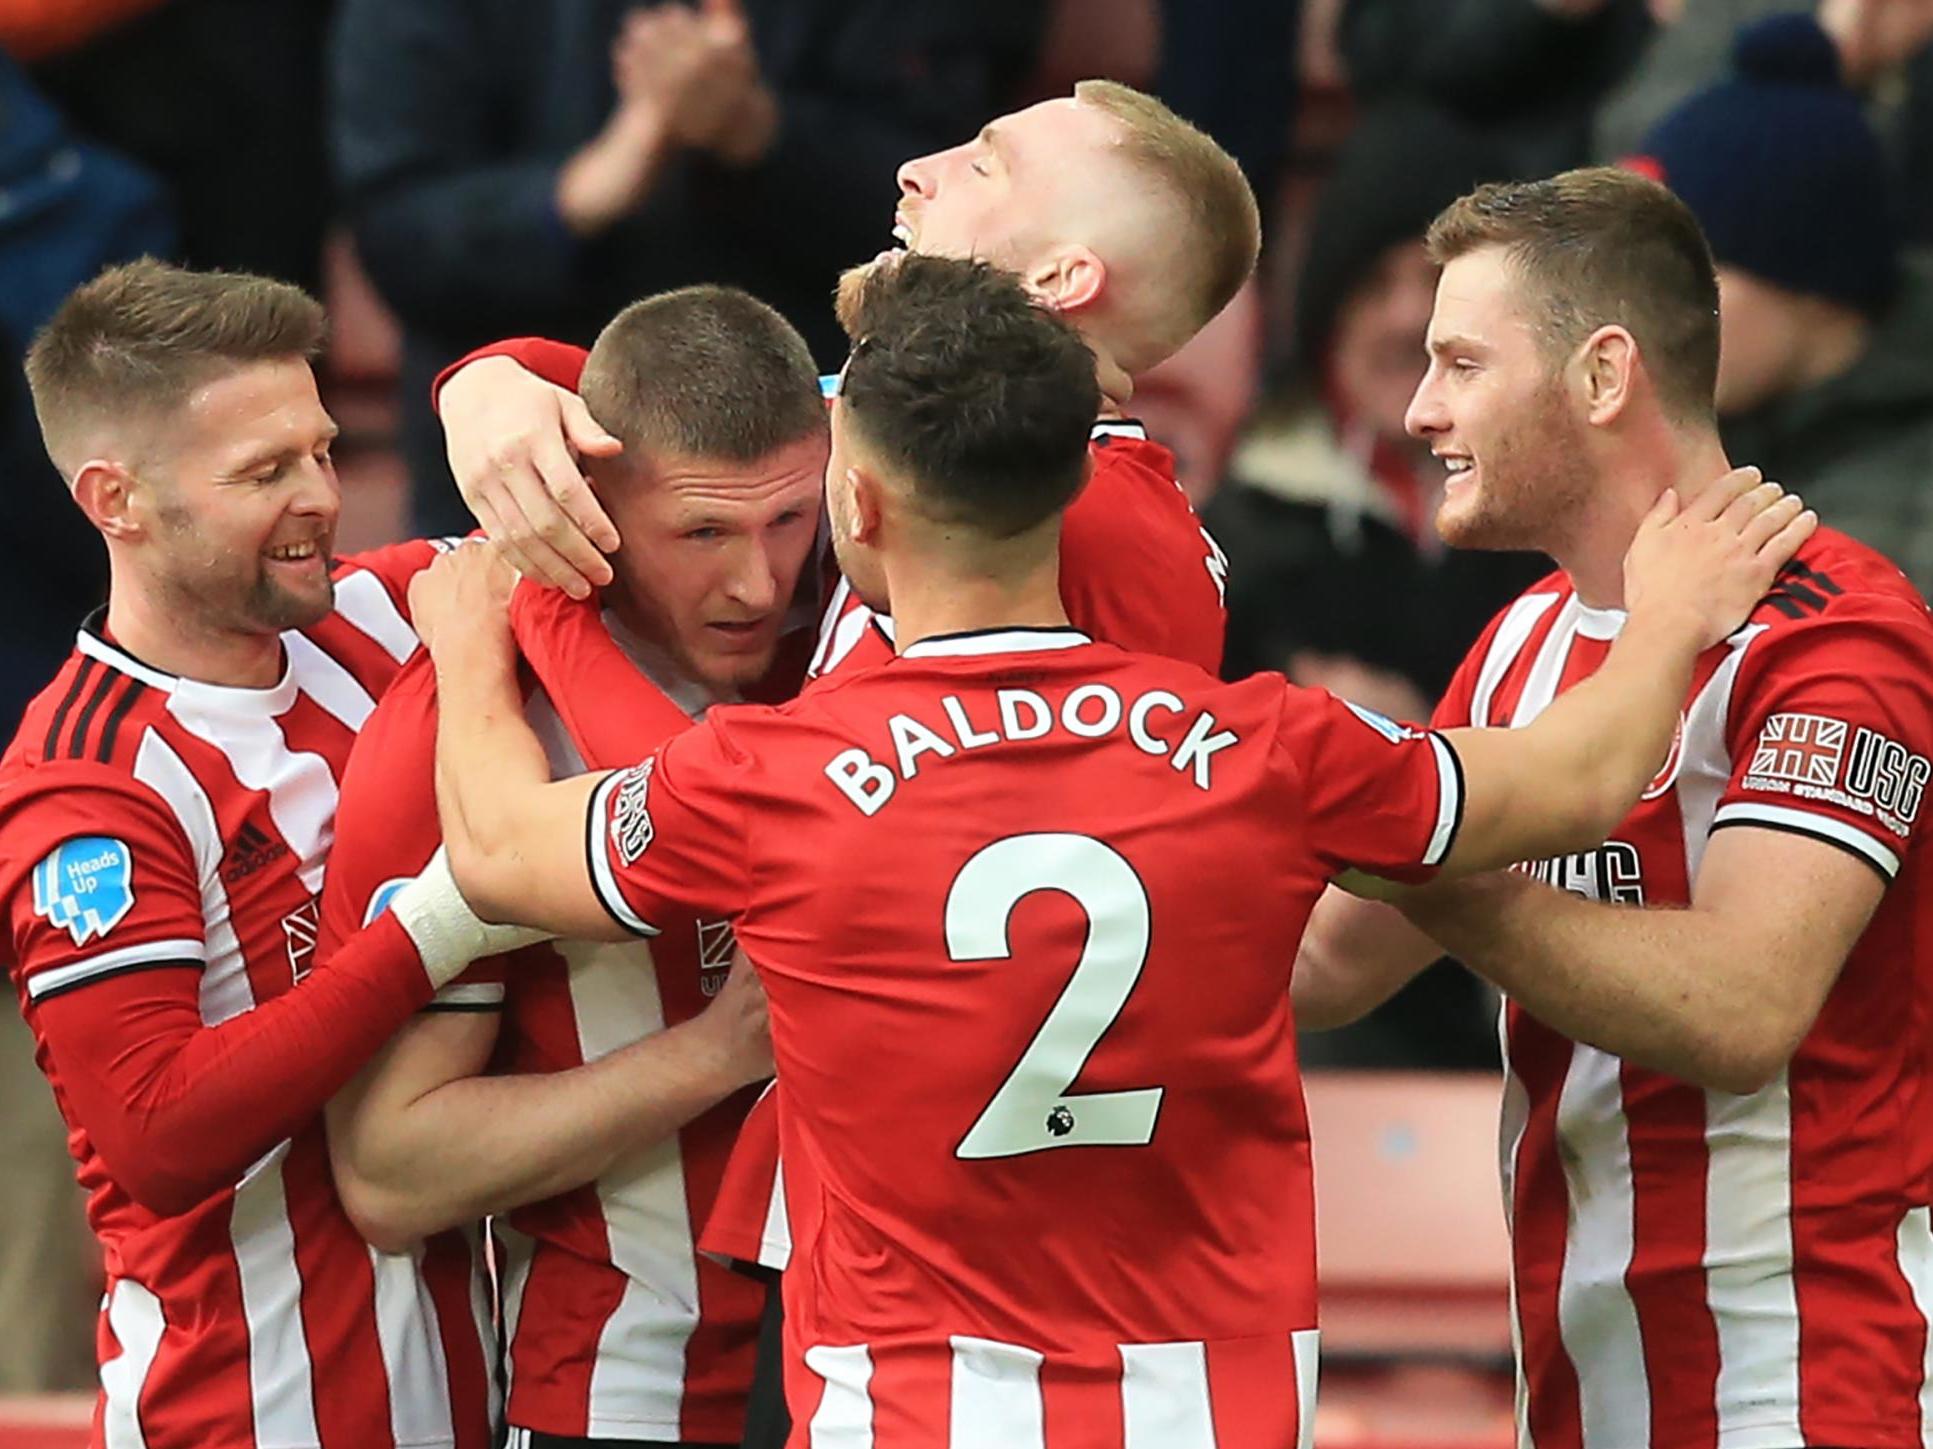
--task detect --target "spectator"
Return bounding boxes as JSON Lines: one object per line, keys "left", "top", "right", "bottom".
{"left": 1206, "top": 102, "right": 1545, "bottom": 702}
{"left": 1595, "top": 0, "right": 1933, "bottom": 242}
{"left": 1339, "top": 0, "right": 1654, "bottom": 176}
{"left": 1206, "top": 102, "right": 1545, "bottom": 1073}
{"left": 331, "top": 0, "right": 1045, "bottom": 535}
{"left": 1635, "top": 13, "right": 1933, "bottom": 595}
{"left": 29, "top": 0, "right": 333, "bottom": 290}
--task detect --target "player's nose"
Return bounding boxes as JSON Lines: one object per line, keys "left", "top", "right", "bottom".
{"left": 898, "top": 153, "right": 936, "bottom": 200}
{"left": 1405, "top": 375, "right": 1448, "bottom": 440}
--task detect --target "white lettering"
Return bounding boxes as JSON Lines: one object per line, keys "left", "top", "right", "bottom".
{"left": 941, "top": 694, "right": 1001, "bottom": 750}
{"left": 1171, "top": 711, "right": 1239, "bottom": 789}
{"left": 1128, "top": 690, "right": 1184, "bottom": 757}
{"left": 826, "top": 748, "right": 896, "bottom": 816}
{"left": 1061, "top": 684, "right": 1122, "bottom": 739}
{"left": 997, "top": 689, "right": 1052, "bottom": 741}
{"left": 889, "top": 714, "right": 956, "bottom": 780}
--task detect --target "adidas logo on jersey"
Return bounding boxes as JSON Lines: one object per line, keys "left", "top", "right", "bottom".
{"left": 222, "top": 821, "right": 289, "bottom": 884}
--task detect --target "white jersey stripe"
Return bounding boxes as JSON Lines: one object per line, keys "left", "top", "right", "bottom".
{"left": 1710, "top": 801, "right": 1901, "bottom": 877}
{"left": 167, "top": 676, "right": 343, "bottom": 897}
{"left": 1553, "top": 1045, "right": 1649, "bottom": 1448}
{"left": 463, "top": 1222, "right": 502, "bottom": 1431}
{"left": 949, "top": 1336, "right": 1046, "bottom": 1449}
{"left": 1498, "top": 1037, "right": 1536, "bottom": 1449}
{"left": 370, "top": 1243, "right": 456, "bottom": 1446}
{"left": 804, "top": 1344, "right": 874, "bottom": 1447}
{"left": 760, "top": 1147, "right": 793, "bottom": 1270}
{"left": 1897, "top": 1206, "right": 1933, "bottom": 1445}
{"left": 286, "top": 631, "right": 381, "bottom": 734}
{"left": 1120, "top": 1340, "right": 1216, "bottom": 1447}
{"left": 1471, "top": 593, "right": 1561, "bottom": 727}
{"left": 101, "top": 1277, "right": 164, "bottom": 1449}
{"left": 1676, "top": 634, "right": 1760, "bottom": 881}
{"left": 332, "top": 568, "right": 421, "bottom": 665}
{"left": 228, "top": 1148, "right": 320, "bottom": 1447}
{"left": 1291, "top": 1329, "right": 1320, "bottom": 1449}
{"left": 26, "top": 937, "right": 206, "bottom": 999}
{"left": 1705, "top": 1075, "right": 1802, "bottom": 1446}
{"left": 562, "top": 930, "right": 700, "bottom": 1437}
{"left": 132, "top": 732, "right": 253, "bottom": 1025}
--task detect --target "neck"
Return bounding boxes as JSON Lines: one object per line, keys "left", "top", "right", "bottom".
{"left": 1556, "top": 426, "right": 1733, "bottom": 610}
{"left": 884, "top": 539, "right": 1071, "bottom": 653}
{"left": 104, "top": 568, "right": 284, "bottom": 688}
{"left": 1087, "top": 334, "right": 1134, "bottom": 417}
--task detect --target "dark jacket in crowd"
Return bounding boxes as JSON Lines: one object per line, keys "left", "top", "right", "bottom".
{"left": 331, "top": 0, "right": 1044, "bottom": 532}
{"left": 1723, "top": 256, "right": 1933, "bottom": 600}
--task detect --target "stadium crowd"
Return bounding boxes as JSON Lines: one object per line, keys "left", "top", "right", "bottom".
{"left": 1, "top": 1, "right": 1931, "bottom": 1446}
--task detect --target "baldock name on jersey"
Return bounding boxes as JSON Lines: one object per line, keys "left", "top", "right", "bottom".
{"left": 825, "top": 684, "right": 1241, "bottom": 816}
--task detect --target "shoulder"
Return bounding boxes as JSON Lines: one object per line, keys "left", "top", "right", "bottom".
{"left": 1743, "top": 531, "right": 1933, "bottom": 654}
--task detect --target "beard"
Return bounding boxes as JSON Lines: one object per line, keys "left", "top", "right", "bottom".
{"left": 155, "top": 504, "right": 335, "bottom": 640}
{"left": 1435, "top": 380, "right": 1596, "bottom": 553}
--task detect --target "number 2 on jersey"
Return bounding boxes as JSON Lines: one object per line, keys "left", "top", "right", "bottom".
{"left": 945, "top": 833, "right": 1163, "bottom": 1159}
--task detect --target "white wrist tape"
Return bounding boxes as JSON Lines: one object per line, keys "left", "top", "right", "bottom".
{"left": 388, "top": 848, "right": 551, "bottom": 988}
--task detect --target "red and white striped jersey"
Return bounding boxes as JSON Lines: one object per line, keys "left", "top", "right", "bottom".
{"left": 320, "top": 598, "right": 766, "bottom": 1443}
{"left": 1432, "top": 530, "right": 1933, "bottom": 1449}
{"left": 588, "top": 631, "right": 1467, "bottom": 1445}
{"left": 702, "top": 421, "right": 1233, "bottom": 1277}
{"left": 0, "top": 543, "right": 496, "bottom": 1449}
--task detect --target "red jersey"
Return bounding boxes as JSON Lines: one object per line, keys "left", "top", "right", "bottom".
{"left": 0, "top": 544, "right": 495, "bottom": 1449}
{"left": 586, "top": 628, "right": 1464, "bottom": 1444}
{"left": 1431, "top": 532, "right": 1933, "bottom": 1449}
{"left": 319, "top": 590, "right": 765, "bottom": 1443}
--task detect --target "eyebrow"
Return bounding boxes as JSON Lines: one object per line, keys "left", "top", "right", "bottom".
{"left": 1428, "top": 335, "right": 1483, "bottom": 357}
{"left": 978, "top": 124, "right": 1005, "bottom": 157}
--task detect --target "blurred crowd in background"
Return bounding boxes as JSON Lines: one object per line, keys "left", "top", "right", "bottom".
{"left": 0, "top": 0, "right": 1929, "bottom": 1396}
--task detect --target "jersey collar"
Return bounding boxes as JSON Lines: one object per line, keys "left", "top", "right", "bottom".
{"left": 75, "top": 613, "right": 300, "bottom": 716}
{"left": 899, "top": 627, "right": 1093, "bottom": 660}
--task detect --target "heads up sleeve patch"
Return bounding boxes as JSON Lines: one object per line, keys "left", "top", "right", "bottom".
{"left": 33, "top": 836, "right": 136, "bottom": 947}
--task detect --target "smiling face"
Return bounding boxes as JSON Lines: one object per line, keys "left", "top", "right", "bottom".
{"left": 139, "top": 357, "right": 342, "bottom": 636}
{"left": 1405, "top": 246, "right": 1594, "bottom": 551}
{"left": 599, "top": 433, "right": 827, "bottom": 694}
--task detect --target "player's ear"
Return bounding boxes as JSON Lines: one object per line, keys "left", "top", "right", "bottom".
{"left": 1024, "top": 245, "right": 1105, "bottom": 315}
{"left": 846, "top": 467, "right": 885, "bottom": 545}
{"left": 71, "top": 458, "right": 145, "bottom": 541}
{"left": 1574, "top": 324, "right": 1638, "bottom": 428}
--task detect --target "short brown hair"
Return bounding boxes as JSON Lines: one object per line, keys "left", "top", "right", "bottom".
{"left": 1074, "top": 79, "right": 1261, "bottom": 351}
{"left": 1426, "top": 167, "right": 1720, "bottom": 422}
{"left": 840, "top": 255, "right": 1099, "bottom": 540}
{"left": 25, "top": 258, "right": 327, "bottom": 478}
{"left": 580, "top": 286, "right": 825, "bottom": 463}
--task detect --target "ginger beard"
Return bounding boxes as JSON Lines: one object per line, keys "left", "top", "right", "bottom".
{"left": 1433, "top": 370, "right": 1596, "bottom": 553}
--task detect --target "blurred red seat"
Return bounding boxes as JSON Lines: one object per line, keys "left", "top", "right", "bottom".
{"left": 0, "top": 1393, "right": 93, "bottom": 1449}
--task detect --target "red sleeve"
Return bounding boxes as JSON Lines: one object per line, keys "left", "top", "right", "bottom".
{"left": 318, "top": 656, "right": 507, "bottom": 1011}
{"left": 1059, "top": 437, "right": 1227, "bottom": 675}
{"left": 1714, "top": 600, "right": 1933, "bottom": 883}
{"left": 584, "top": 718, "right": 756, "bottom": 937}
{"left": 2, "top": 767, "right": 206, "bottom": 999}
{"left": 430, "top": 337, "right": 590, "bottom": 411}
{"left": 1272, "top": 685, "right": 1464, "bottom": 883}
{"left": 34, "top": 913, "right": 438, "bottom": 1216}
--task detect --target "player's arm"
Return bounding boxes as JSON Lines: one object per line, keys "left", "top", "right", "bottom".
{"left": 435, "top": 341, "right": 619, "bottom": 597}
{"left": 1399, "top": 830, "right": 1876, "bottom": 1094}
{"left": 4, "top": 778, "right": 530, "bottom": 1215}
{"left": 1291, "top": 890, "right": 1441, "bottom": 1030}
{"left": 1431, "top": 475, "right": 1813, "bottom": 875}
{"left": 329, "top": 953, "right": 769, "bottom": 1251}
{"left": 412, "top": 542, "right": 633, "bottom": 938}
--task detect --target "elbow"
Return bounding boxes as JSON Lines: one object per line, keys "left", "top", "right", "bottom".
{"left": 335, "top": 1175, "right": 432, "bottom": 1256}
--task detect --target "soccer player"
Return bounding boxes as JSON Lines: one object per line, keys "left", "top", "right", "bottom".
{"left": 412, "top": 255, "right": 1811, "bottom": 1443}
{"left": 317, "top": 286, "right": 826, "bottom": 1449}
{"left": 0, "top": 260, "right": 540, "bottom": 1446}
{"left": 1291, "top": 168, "right": 1933, "bottom": 1446}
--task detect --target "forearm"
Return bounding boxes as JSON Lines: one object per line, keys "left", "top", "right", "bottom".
{"left": 42, "top": 915, "right": 435, "bottom": 1216}
{"left": 1293, "top": 886, "right": 1441, "bottom": 1030}
{"left": 1404, "top": 874, "right": 1784, "bottom": 1093}
{"left": 340, "top": 1016, "right": 744, "bottom": 1245}
{"left": 430, "top": 644, "right": 552, "bottom": 919}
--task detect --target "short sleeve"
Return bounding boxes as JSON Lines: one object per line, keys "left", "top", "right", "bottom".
{"left": 316, "top": 659, "right": 505, "bottom": 1012}
{"left": 1713, "top": 606, "right": 1933, "bottom": 882}
{"left": 0, "top": 767, "right": 206, "bottom": 1006}
{"left": 1273, "top": 685, "right": 1464, "bottom": 883}
{"left": 586, "top": 718, "right": 755, "bottom": 937}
